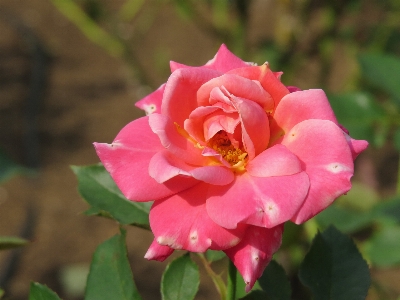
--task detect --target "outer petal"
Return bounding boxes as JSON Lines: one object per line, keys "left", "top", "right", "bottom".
{"left": 94, "top": 117, "right": 198, "bottom": 201}
{"left": 281, "top": 119, "right": 354, "bottom": 223}
{"left": 227, "top": 64, "right": 290, "bottom": 108}
{"left": 344, "top": 134, "right": 369, "bottom": 160}
{"left": 150, "top": 182, "right": 246, "bottom": 252}
{"left": 161, "top": 67, "right": 222, "bottom": 126}
{"left": 269, "top": 89, "right": 338, "bottom": 143}
{"left": 144, "top": 239, "right": 174, "bottom": 262}
{"left": 224, "top": 225, "right": 283, "bottom": 292}
{"left": 246, "top": 144, "right": 302, "bottom": 177}
{"left": 169, "top": 44, "right": 250, "bottom": 73}
{"left": 206, "top": 172, "right": 310, "bottom": 229}
{"left": 149, "top": 150, "right": 234, "bottom": 185}
{"left": 135, "top": 84, "right": 165, "bottom": 115}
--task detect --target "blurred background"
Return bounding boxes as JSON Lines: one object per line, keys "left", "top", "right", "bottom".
{"left": 0, "top": 0, "right": 400, "bottom": 299}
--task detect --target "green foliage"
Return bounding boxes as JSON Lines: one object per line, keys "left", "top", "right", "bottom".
{"left": 364, "top": 224, "right": 400, "bottom": 267}
{"left": 85, "top": 229, "right": 142, "bottom": 300}
{"left": 299, "top": 227, "right": 370, "bottom": 300}
{"left": 29, "top": 283, "right": 61, "bottom": 300}
{"left": 258, "top": 260, "right": 291, "bottom": 300}
{"left": 328, "top": 92, "right": 383, "bottom": 144}
{"left": 72, "top": 164, "right": 151, "bottom": 229}
{"left": 0, "top": 236, "right": 29, "bottom": 250}
{"left": 161, "top": 253, "right": 200, "bottom": 300}
{"left": 359, "top": 53, "right": 400, "bottom": 106}
{"left": 205, "top": 249, "right": 226, "bottom": 262}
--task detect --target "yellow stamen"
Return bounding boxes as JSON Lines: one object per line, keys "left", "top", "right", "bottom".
{"left": 208, "top": 131, "right": 247, "bottom": 169}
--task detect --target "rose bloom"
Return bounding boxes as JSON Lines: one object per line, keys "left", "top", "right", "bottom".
{"left": 94, "top": 45, "right": 368, "bottom": 291}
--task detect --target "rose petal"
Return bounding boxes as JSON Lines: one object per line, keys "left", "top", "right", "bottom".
{"left": 94, "top": 117, "right": 198, "bottom": 201}
{"left": 206, "top": 172, "right": 310, "bottom": 229}
{"left": 144, "top": 239, "right": 174, "bottom": 262}
{"left": 246, "top": 144, "right": 302, "bottom": 177}
{"left": 150, "top": 182, "right": 246, "bottom": 252}
{"left": 197, "top": 74, "right": 274, "bottom": 111}
{"left": 269, "top": 89, "right": 338, "bottom": 143}
{"left": 232, "top": 96, "right": 270, "bottom": 159}
{"left": 224, "top": 225, "right": 283, "bottom": 292}
{"left": 227, "top": 64, "right": 290, "bottom": 108}
{"left": 162, "top": 67, "right": 222, "bottom": 126}
{"left": 149, "top": 113, "right": 209, "bottom": 165}
{"left": 135, "top": 84, "right": 165, "bottom": 115}
{"left": 169, "top": 44, "right": 250, "bottom": 73}
{"left": 281, "top": 119, "right": 354, "bottom": 223}
{"left": 149, "top": 150, "right": 234, "bottom": 185}
{"left": 344, "top": 134, "right": 369, "bottom": 160}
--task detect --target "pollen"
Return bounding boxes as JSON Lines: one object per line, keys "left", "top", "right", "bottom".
{"left": 208, "top": 131, "right": 247, "bottom": 166}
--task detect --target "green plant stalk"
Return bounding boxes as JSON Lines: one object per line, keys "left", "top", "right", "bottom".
{"left": 227, "top": 259, "right": 237, "bottom": 300}
{"left": 197, "top": 253, "right": 227, "bottom": 300}
{"left": 50, "top": 0, "right": 125, "bottom": 57}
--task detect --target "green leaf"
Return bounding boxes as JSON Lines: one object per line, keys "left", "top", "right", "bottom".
{"left": 71, "top": 164, "right": 151, "bottom": 229}
{"left": 328, "top": 92, "right": 383, "bottom": 142}
{"left": 315, "top": 205, "right": 373, "bottom": 234}
{"left": 161, "top": 253, "right": 200, "bottom": 300}
{"left": 258, "top": 260, "right": 291, "bottom": 300}
{"left": 205, "top": 249, "right": 226, "bottom": 262}
{"left": 364, "top": 224, "right": 400, "bottom": 267}
{"left": 239, "top": 290, "right": 268, "bottom": 300}
{"left": 0, "top": 149, "right": 30, "bottom": 183}
{"left": 359, "top": 53, "right": 400, "bottom": 105}
{"left": 85, "top": 229, "right": 142, "bottom": 300}
{"left": 29, "top": 282, "right": 61, "bottom": 300}
{"left": 0, "top": 236, "right": 29, "bottom": 250}
{"left": 299, "top": 226, "right": 370, "bottom": 300}
{"left": 0, "top": 288, "right": 4, "bottom": 299}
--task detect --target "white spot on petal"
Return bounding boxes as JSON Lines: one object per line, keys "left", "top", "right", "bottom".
{"left": 263, "top": 201, "right": 279, "bottom": 223}
{"left": 157, "top": 236, "right": 182, "bottom": 249}
{"left": 189, "top": 231, "right": 198, "bottom": 244}
{"left": 143, "top": 104, "right": 157, "bottom": 115}
{"left": 326, "top": 163, "right": 351, "bottom": 174}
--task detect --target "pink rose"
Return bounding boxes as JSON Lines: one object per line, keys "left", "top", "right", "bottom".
{"left": 94, "top": 45, "right": 368, "bottom": 291}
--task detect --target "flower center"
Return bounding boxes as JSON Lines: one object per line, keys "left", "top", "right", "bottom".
{"left": 208, "top": 131, "right": 247, "bottom": 167}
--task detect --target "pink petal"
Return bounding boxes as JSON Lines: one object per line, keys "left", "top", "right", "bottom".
{"left": 344, "top": 134, "right": 369, "bottom": 160}
{"left": 148, "top": 113, "right": 209, "bottom": 165}
{"left": 144, "top": 239, "right": 174, "bottom": 262}
{"left": 233, "top": 97, "right": 270, "bottom": 159}
{"left": 149, "top": 182, "right": 247, "bottom": 252}
{"left": 135, "top": 84, "right": 165, "bottom": 115}
{"left": 281, "top": 119, "right": 354, "bottom": 223}
{"left": 227, "top": 64, "right": 290, "bottom": 108}
{"left": 161, "top": 67, "right": 222, "bottom": 126}
{"left": 149, "top": 150, "right": 234, "bottom": 185}
{"left": 169, "top": 44, "right": 250, "bottom": 73}
{"left": 224, "top": 225, "right": 283, "bottom": 292}
{"left": 94, "top": 117, "right": 198, "bottom": 201}
{"left": 196, "top": 74, "right": 274, "bottom": 111}
{"left": 246, "top": 144, "right": 302, "bottom": 177}
{"left": 204, "top": 44, "right": 251, "bottom": 72}
{"left": 269, "top": 89, "right": 338, "bottom": 143}
{"left": 206, "top": 172, "right": 310, "bottom": 229}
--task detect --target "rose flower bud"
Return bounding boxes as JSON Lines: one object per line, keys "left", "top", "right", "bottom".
{"left": 94, "top": 44, "right": 368, "bottom": 292}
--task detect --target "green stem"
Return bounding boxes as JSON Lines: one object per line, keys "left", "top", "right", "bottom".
{"left": 227, "top": 259, "right": 237, "bottom": 300}
{"left": 197, "top": 253, "right": 227, "bottom": 300}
